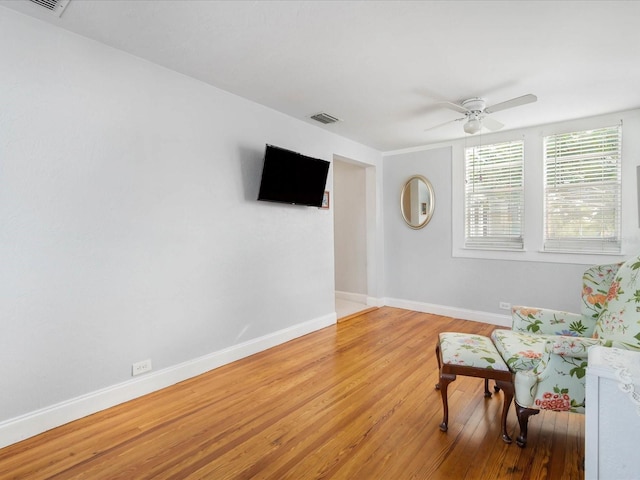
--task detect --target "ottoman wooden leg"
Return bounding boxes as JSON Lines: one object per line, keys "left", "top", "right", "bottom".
{"left": 495, "top": 379, "right": 514, "bottom": 444}
{"left": 484, "top": 378, "right": 492, "bottom": 398}
{"left": 438, "top": 373, "right": 456, "bottom": 432}
{"left": 435, "top": 343, "right": 442, "bottom": 390}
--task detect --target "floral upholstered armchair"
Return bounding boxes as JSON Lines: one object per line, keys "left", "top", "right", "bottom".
{"left": 491, "top": 258, "right": 636, "bottom": 447}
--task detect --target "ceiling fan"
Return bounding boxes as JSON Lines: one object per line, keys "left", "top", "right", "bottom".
{"left": 425, "top": 94, "right": 537, "bottom": 135}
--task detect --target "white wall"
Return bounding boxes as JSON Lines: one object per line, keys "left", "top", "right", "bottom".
{"left": 333, "top": 160, "right": 367, "bottom": 296}
{"left": 383, "top": 111, "right": 640, "bottom": 324}
{"left": 0, "top": 8, "right": 381, "bottom": 446}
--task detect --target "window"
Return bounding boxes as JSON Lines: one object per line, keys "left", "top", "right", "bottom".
{"left": 544, "top": 125, "right": 622, "bottom": 254}
{"left": 464, "top": 141, "right": 524, "bottom": 250}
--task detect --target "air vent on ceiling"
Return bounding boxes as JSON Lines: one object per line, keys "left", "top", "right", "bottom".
{"left": 310, "top": 112, "right": 341, "bottom": 125}
{"left": 28, "top": 0, "right": 70, "bottom": 17}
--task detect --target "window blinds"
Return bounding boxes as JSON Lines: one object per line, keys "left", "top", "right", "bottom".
{"left": 465, "top": 141, "right": 524, "bottom": 250}
{"left": 544, "top": 125, "right": 621, "bottom": 254}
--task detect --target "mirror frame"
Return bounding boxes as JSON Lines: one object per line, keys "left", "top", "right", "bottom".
{"left": 400, "top": 175, "right": 435, "bottom": 230}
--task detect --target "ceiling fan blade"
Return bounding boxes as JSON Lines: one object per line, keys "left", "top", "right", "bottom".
{"left": 484, "top": 94, "right": 537, "bottom": 114}
{"left": 482, "top": 116, "right": 504, "bottom": 132}
{"left": 438, "top": 101, "right": 469, "bottom": 114}
{"left": 423, "top": 116, "right": 465, "bottom": 132}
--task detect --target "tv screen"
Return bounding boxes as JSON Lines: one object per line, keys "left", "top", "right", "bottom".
{"left": 257, "top": 144, "right": 330, "bottom": 207}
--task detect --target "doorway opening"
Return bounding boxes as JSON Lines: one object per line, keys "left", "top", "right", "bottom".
{"left": 333, "top": 157, "right": 375, "bottom": 321}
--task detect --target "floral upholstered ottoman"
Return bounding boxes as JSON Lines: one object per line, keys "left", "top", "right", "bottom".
{"left": 435, "top": 332, "right": 514, "bottom": 443}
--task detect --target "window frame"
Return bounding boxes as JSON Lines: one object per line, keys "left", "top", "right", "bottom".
{"left": 450, "top": 112, "right": 632, "bottom": 265}
{"left": 464, "top": 140, "right": 525, "bottom": 251}
{"left": 543, "top": 125, "right": 622, "bottom": 255}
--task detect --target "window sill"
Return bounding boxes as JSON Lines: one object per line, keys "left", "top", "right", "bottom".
{"left": 453, "top": 246, "right": 627, "bottom": 265}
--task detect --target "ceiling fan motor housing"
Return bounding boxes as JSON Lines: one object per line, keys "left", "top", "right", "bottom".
{"left": 461, "top": 98, "right": 486, "bottom": 113}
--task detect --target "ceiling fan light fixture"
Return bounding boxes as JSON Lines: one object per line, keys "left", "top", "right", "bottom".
{"left": 464, "top": 118, "right": 482, "bottom": 134}
{"left": 428, "top": 93, "right": 537, "bottom": 136}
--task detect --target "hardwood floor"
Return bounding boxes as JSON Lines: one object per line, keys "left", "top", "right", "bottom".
{"left": 0, "top": 308, "right": 584, "bottom": 479}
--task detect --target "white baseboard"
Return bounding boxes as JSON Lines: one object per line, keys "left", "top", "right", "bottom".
{"left": 335, "top": 290, "right": 367, "bottom": 304}
{"left": 0, "top": 312, "right": 336, "bottom": 450}
{"left": 335, "top": 291, "right": 383, "bottom": 308}
{"left": 383, "top": 297, "right": 511, "bottom": 328}
{"left": 366, "top": 296, "right": 384, "bottom": 307}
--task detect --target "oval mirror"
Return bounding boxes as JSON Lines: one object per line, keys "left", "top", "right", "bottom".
{"left": 400, "top": 175, "right": 435, "bottom": 229}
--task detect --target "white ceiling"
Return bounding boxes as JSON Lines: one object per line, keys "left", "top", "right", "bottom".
{"left": 3, "top": 0, "right": 640, "bottom": 152}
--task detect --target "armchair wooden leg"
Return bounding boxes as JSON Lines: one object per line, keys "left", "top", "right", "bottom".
{"left": 515, "top": 404, "right": 539, "bottom": 448}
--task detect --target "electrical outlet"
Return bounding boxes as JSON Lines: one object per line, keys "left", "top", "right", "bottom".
{"left": 499, "top": 302, "right": 511, "bottom": 311}
{"left": 132, "top": 359, "right": 152, "bottom": 376}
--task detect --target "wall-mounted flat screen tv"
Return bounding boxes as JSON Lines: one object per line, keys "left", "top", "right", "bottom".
{"left": 257, "top": 144, "right": 330, "bottom": 207}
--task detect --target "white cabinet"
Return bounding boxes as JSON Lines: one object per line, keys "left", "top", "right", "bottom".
{"left": 585, "top": 346, "right": 640, "bottom": 480}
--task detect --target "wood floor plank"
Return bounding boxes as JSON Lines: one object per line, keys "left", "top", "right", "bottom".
{"left": 0, "top": 307, "right": 585, "bottom": 479}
